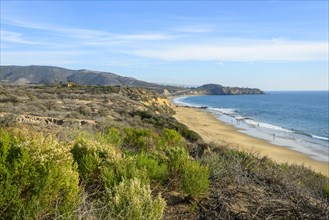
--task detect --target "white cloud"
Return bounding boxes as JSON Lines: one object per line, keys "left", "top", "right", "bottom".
{"left": 2, "top": 17, "right": 327, "bottom": 64}
{"left": 132, "top": 40, "right": 328, "bottom": 62}
{"left": 0, "top": 30, "right": 39, "bottom": 44}
{"left": 1, "top": 17, "right": 171, "bottom": 44}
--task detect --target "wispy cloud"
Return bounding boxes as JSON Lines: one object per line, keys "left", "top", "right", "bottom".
{"left": 0, "top": 30, "right": 39, "bottom": 45}
{"left": 132, "top": 40, "right": 328, "bottom": 62}
{"left": 1, "top": 15, "right": 327, "bottom": 64}
{"left": 1, "top": 17, "right": 171, "bottom": 43}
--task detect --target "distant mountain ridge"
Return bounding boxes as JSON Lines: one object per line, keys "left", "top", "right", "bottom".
{"left": 0, "top": 65, "right": 161, "bottom": 88}
{"left": 0, "top": 65, "right": 264, "bottom": 95}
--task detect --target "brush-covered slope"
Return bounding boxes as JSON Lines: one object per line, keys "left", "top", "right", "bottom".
{"left": 0, "top": 85, "right": 328, "bottom": 220}
{"left": 0, "top": 65, "right": 264, "bottom": 95}
{"left": 0, "top": 65, "right": 159, "bottom": 88}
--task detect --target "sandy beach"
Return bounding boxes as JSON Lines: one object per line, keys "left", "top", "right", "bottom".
{"left": 172, "top": 105, "right": 329, "bottom": 177}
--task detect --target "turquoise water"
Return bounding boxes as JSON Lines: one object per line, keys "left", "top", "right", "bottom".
{"left": 173, "top": 91, "right": 329, "bottom": 162}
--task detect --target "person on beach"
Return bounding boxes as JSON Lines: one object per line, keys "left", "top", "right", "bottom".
{"left": 273, "top": 133, "right": 275, "bottom": 140}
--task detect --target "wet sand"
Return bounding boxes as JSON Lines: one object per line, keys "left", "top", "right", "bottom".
{"left": 172, "top": 105, "right": 329, "bottom": 176}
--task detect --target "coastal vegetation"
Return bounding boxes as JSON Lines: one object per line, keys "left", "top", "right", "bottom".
{"left": 0, "top": 84, "right": 328, "bottom": 219}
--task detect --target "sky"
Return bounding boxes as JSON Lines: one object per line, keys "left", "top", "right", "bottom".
{"left": 0, "top": 1, "right": 328, "bottom": 91}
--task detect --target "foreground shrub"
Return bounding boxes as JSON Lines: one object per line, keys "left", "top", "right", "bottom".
{"left": 71, "top": 134, "right": 120, "bottom": 187}
{"left": 104, "top": 127, "right": 122, "bottom": 146}
{"left": 106, "top": 178, "right": 166, "bottom": 220}
{"left": 166, "top": 146, "right": 190, "bottom": 178}
{"left": 123, "top": 127, "right": 152, "bottom": 152}
{"left": 323, "top": 184, "right": 329, "bottom": 198}
{"left": 136, "top": 151, "right": 168, "bottom": 183}
{"left": 180, "top": 160, "right": 209, "bottom": 198}
{"left": 101, "top": 157, "right": 149, "bottom": 188}
{"left": 0, "top": 128, "right": 81, "bottom": 219}
{"left": 161, "top": 128, "right": 185, "bottom": 148}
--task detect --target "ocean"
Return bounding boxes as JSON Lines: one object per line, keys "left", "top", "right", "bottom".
{"left": 173, "top": 91, "right": 329, "bottom": 162}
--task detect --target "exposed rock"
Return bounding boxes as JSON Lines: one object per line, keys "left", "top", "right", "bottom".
{"left": 16, "top": 115, "right": 97, "bottom": 126}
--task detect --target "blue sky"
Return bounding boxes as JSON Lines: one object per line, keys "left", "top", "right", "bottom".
{"left": 1, "top": 1, "right": 328, "bottom": 90}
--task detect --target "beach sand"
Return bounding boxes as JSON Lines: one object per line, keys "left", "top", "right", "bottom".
{"left": 172, "top": 105, "right": 329, "bottom": 177}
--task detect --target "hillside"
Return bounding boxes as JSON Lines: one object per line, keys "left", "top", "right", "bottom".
{"left": 0, "top": 65, "right": 264, "bottom": 95}
{"left": 0, "top": 65, "right": 174, "bottom": 91}
{"left": 0, "top": 85, "right": 328, "bottom": 220}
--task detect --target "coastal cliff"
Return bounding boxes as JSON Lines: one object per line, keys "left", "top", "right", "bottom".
{"left": 169, "top": 83, "right": 264, "bottom": 96}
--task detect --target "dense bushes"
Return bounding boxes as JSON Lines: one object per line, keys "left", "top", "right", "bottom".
{"left": 180, "top": 160, "right": 209, "bottom": 198}
{"left": 136, "top": 152, "right": 168, "bottom": 183}
{"left": 133, "top": 110, "right": 202, "bottom": 142}
{"left": 0, "top": 128, "right": 81, "bottom": 219}
{"left": 71, "top": 133, "right": 120, "bottom": 188}
{"left": 0, "top": 126, "right": 210, "bottom": 219}
{"left": 1, "top": 125, "right": 327, "bottom": 219}
{"left": 123, "top": 127, "right": 152, "bottom": 151}
{"left": 106, "top": 178, "right": 166, "bottom": 220}
{"left": 101, "top": 157, "right": 149, "bottom": 188}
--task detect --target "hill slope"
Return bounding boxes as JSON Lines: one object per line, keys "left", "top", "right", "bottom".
{"left": 0, "top": 65, "right": 161, "bottom": 88}
{"left": 0, "top": 65, "right": 264, "bottom": 95}
{"left": 0, "top": 85, "right": 327, "bottom": 219}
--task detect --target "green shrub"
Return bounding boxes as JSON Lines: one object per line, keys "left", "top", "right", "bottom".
{"left": 134, "top": 110, "right": 202, "bottom": 142}
{"left": 0, "top": 128, "right": 81, "bottom": 219}
{"left": 136, "top": 151, "right": 168, "bottom": 183}
{"left": 71, "top": 141, "right": 104, "bottom": 186}
{"left": 71, "top": 135, "right": 120, "bottom": 187}
{"left": 166, "top": 146, "right": 190, "bottom": 177}
{"left": 101, "top": 157, "right": 149, "bottom": 188}
{"left": 161, "top": 128, "right": 185, "bottom": 148}
{"left": 106, "top": 178, "right": 166, "bottom": 220}
{"left": 323, "top": 184, "right": 329, "bottom": 198}
{"left": 123, "top": 127, "right": 152, "bottom": 151}
{"left": 72, "top": 147, "right": 103, "bottom": 184}
{"left": 170, "top": 122, "right": 201, "bottom": 142}
{"left": 105, "top": 127, "right": 122, "bottom": 146}
{"left": 180, "top": 160, "right": 209, "bottom": 198}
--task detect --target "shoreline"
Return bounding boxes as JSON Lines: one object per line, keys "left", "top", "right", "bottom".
{"left": 172, "top": 104, "right": 329, "bottom": 176}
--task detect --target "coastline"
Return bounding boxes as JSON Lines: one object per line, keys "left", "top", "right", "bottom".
{"left": 171, "top": 104, "right": 329, "bottom": 176}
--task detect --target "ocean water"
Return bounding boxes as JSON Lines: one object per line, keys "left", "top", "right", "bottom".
{"left": 173, "top": 91, "right": 329, "bottom": 162}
